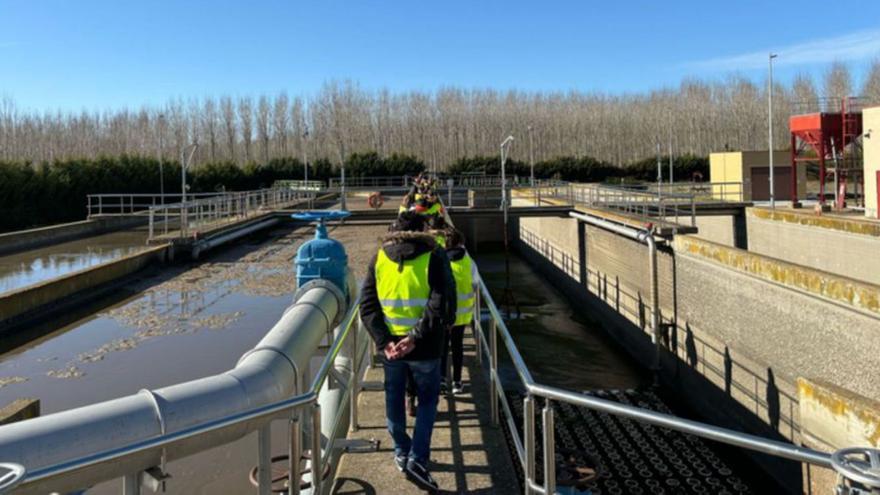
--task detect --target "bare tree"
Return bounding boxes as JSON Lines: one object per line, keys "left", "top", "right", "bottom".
{"left": 202, "top": 98, "right": 219, "bottom": 162}
{"left": 256, "top": 95, "right": 271, "bottom": 163}
{"left": 220, "top": 96, "right": 237, "bottom": 161}
{"left": 238, "top": 97, "right": 254, "bottom": 162}
{"left": 862, "top": 59, "right": 880, "bottom": 105}
{"left": 823, "top": 61, "right": 853, "bottom": 101}
{"left": 273, "top": 92, "right": 290, "bottom": 158}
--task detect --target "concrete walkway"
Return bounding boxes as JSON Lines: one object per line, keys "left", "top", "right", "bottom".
{"left": 332, "top": 334, "right": 518, "bottom": 494}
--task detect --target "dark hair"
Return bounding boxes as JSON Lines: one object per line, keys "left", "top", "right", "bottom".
{"left": 390, "top": 211, "right": 425, "bottom": 232}
{"left": 446, "top": 228, "right": 465, "bottom": 247}
{"left": 427, "top": 215, "right": 446, "bottom": 230}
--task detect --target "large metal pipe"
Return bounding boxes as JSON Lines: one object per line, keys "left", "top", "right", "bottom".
{"left": 0, "top": 282, "right": 345, "bottom": 495}
{"left": 568, "top": 211, "right": 661, "bottom": 372}
{"left": 191, "top": 217, "right": 279, "bottom": 258}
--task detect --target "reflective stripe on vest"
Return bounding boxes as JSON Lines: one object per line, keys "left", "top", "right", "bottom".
{"left": 450, "top": 253, "right": 474, "bottom": 326}
{"left": 375, "top": 249, "right": 432, "bottom": 336}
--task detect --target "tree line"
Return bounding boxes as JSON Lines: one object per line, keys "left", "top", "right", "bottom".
{"left": 2, "top": 61, "right": 878, "bottom": 169}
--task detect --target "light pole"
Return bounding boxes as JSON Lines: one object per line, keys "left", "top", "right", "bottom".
{"left": 500, "top": 135, "right": 515, "bottom": 223}
{"left": 180, "top": 143, "right": 199, "bottom": 236}
{"left": 768, "top": 53, "right": 778, "bottom": 208}
{"left": 499, "top": 135, "right": 519, "bottom": 318}
{"left": 668, "top": 123, "right": 674, "bottom": 186}
{"left": 158, "top": 114, "right": 165, "bottom": 205}
{"left": 527, "top": 125, "right": 535, "bottom": 186}
{"left": 302, "top": 126, "right": 309, "bottom": 186}
{"left": 656, "top": 142, "right": 662, "bottom": 200}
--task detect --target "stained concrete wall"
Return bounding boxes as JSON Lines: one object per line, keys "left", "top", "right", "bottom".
{"left": 0, "top": 245, "right": 169, "bottom": 328}
{"left": 693, "top": 215, "right": 738, "bottom": 247}
{"left": 0, "top": 216, "right": 144, "bottom": 256}
{"left": 746, "top": 207, "right": 880, "bottom": 285}
{"left": 518, "top": 215, "right": 880, "bottom": 492}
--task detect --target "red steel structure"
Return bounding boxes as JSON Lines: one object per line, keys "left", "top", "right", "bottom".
{"left": 789, "top": 97, "right": 863, "bottom": 208}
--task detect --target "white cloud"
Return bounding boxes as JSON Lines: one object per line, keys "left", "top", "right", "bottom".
{"left": 688, "top": 29, "right": 880, "bottom": 71}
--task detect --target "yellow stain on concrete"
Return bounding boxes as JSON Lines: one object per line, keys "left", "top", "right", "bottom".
{"left": 750, "top": 207, "right": 880, "bottom": 238}
{"left": 798, "top": 378, "right": 880, "bottom": 448}
{"left": 675, "top": 236, "right": 880, "bottom": 316}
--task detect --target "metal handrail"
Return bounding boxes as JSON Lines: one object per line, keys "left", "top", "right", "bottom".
{"left": 472, "top": 265, "right": 842, "bottom": 494}
{"left": 5, "top": 294, "right": 367, "bottom": 495}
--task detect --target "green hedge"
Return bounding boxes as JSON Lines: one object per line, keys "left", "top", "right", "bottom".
{"left": 0, "top": 152, "right": 707, "bottom": 232}
{"left": 448, "top": 154, "right": 709, "bottom": 183}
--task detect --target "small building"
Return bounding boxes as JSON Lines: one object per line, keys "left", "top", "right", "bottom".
{"left": 864, "top": 107, "right": 880, "bottom": 219}
{"left": 709, "top": 151, "right": 805, "bottom": 202}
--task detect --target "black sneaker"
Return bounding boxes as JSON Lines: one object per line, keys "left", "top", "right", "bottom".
{"left": 405, "top": 459, "right": 438, "bottom": 491}
{"left": 439, "top": 379, "right": 448, "bottom": 395}
{"left": 452, "top": 381, "right": 464, "bottom": 394}
{"left": 393, "top": 453, "right": 408, "bottom": 472}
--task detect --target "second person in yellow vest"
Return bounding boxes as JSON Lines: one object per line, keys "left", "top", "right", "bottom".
{"left": 440, "top": 228, "right": 477, "bottom": 394}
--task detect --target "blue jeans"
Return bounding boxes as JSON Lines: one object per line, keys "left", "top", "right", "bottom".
{"left": 383, "top": 357, "right": 441, "bottom": 464}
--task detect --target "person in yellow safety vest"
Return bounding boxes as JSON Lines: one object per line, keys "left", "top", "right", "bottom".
{"left": 359, "top": 212, "right": 455, "bottom": 492}
{"left": 440, "top": 228, "right": 478, "bottom": 395}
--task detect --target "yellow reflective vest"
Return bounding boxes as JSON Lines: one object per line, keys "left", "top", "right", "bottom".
{"left": 450, "top": 253, "right": 475, "bottom": 326}
{"left": 418, "top": 202, "right": 442, "bottom": 217}
{"left": 375, "top": 249, "right": 432, "bottom": 336}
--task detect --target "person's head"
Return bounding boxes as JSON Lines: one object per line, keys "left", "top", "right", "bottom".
{"left": 390, "top": 211, "right": 425, "bottom": 233}
{"left": 446, "top": 228, "right": 465, "bottom": 248}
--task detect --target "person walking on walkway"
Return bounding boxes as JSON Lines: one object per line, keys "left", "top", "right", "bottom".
{"left": 440, "top": 229, "right": 477, "bottom": 394}
{"left": 360, "top": 212, "right": 454, "bottom": 491}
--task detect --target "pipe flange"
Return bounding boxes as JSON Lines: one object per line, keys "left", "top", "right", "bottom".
{"left": 292, "top": 279, "right": 347, "bottom": 328}
{"left": 0, "top": 463, "right": 26, "bottom": 493}
{"left": 831, "top": 447, "right": 880, "bottom": 489}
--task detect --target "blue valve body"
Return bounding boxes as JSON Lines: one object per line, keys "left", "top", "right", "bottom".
{"left": 292, "top": 211, "right": 352, "bottom": 299}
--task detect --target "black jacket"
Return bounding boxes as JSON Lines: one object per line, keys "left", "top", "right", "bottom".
{"left": 360, "top": 231, "right": 455, "bottom": 361}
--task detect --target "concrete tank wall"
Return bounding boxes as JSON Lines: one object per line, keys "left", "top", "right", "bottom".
{"left": 0, "top": 244, "right": 169, "bottom": 329}
{"left": 0, "top": 216, "right": 145, "bottom": 256}
{"left": 517, "top": 214, "right": 880, "bottom": 491}
{"left": 746, "top": 207, "right": 880, "bottom": 285}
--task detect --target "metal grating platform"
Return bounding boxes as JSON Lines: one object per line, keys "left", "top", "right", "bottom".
{"left": 502, "top": 389, "right": 756, "bottom": 494}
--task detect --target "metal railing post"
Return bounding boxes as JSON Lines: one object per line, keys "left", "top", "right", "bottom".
{"left": 289, "top": 411, "right": 302, "bottom": 495}
{"left": 473, "top": 289, "right": 482, "bottom": 367}
{"left": 350, "top": 318, "right": 361, "bottom": 433}
{"left": 148, "top": 209, "right": 154, "bottom": 241}
{"left": 310, "top": 403, "right": 323, "bottom": 495}
{"left": 258, "top": 425, "right": 272, "bottom": 495}
{"left": 523, "top": 395, "right": 536, "bottom": 495}
{"left": 489, "top": 317, "right": 499, "bottom": 426}
{"left": 542, "top": 402, "right": 556, "bottom": 495}
{"left": 123, "top": 472, "right": 141, "bottom": 495}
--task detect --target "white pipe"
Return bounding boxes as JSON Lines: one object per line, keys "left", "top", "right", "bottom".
{"left": 568, "top": 212, "right": 661, "bottom": 372}
{"left": 0, "top": 282, "right": 344, "bottom": 495}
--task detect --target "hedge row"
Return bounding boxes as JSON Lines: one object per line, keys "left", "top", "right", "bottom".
{"left": 0, "top": 152, "right": 707, "bottom": 232}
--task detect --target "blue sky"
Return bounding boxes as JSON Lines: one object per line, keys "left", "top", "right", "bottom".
{"left": 2, "top": 0, "right": 879, "bottom": 111}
